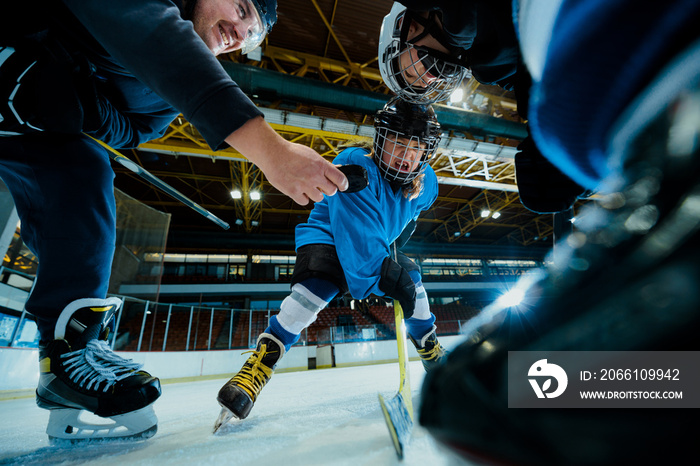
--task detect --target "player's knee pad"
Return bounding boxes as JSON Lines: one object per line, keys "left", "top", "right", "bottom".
{"left": 291, "top": 244, "right": 349, "bottom": 293}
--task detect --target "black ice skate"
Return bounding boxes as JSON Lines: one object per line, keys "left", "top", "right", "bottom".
{"left": 36, "top": 297, "right": 161, "bottom": 443}
{"left": 409, "top": 326, "right": 446, "bottom": 372}
{"left": 213, "top": 333, "right": 285, "bottom": 432}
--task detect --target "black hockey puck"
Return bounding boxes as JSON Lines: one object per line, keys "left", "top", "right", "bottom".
{"left": 337, "top": 164, "right": 368, "bottom": 193}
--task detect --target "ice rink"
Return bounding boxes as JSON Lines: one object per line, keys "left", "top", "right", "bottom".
{"left": 0, "top": 360, "right": 470, "bottom": 466}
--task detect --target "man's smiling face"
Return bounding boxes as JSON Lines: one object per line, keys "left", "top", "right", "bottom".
{"left": 191, "top": 0, "right": 261, "bottom": 55}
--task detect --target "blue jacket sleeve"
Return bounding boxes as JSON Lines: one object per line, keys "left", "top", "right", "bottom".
{"left": 60, "top": 0, "right": 262, "bottom": 150}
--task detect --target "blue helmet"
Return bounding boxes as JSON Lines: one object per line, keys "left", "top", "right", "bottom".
{"left": 241, "top": 0, "right": 278, "bottom": 54}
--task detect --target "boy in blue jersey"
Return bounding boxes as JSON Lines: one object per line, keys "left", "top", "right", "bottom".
{"left": 215, "top": 97, "right": 447, "bottom": 424}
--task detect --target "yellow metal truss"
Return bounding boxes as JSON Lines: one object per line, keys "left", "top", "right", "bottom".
{"left": 136, "top": 116, "right": 555, "bottom": 243}
{"left": 133, "top": 38, "right": 555, "bottom": 243}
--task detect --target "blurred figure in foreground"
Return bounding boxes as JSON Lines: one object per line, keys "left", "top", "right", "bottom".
{"left": 418, "top": 0, "right": 700, "bottom": 464}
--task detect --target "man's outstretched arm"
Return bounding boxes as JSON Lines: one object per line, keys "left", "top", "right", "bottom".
{"left": 226, "top": 116, "right": 348, "bottom": 205}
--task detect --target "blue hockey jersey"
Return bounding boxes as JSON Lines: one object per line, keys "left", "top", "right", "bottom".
{"left": 295, "top": 146, "right": 438, "bottom": 300}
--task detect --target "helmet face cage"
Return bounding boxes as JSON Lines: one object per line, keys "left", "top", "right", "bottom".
{"left": 373, "top": 99, "right": 441, "bottom": 185}
{"left": 378, "top": 3, "right": 470, "bottom": 104}
{"left": 389, "top": 43, "right": 470, "bottom": 104}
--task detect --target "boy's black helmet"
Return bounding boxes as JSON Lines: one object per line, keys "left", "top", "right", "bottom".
{"left": 373, "top": 97, "right": 441, "bottom": 185}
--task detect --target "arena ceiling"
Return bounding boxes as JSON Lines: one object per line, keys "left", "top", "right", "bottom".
{"left": 112, "top": 0, "right": 568, "bottom": 261}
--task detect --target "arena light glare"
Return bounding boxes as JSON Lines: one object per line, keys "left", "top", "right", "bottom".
{"left": 496, "top": 288, "right": 526, "bottom": 308}
{"left": 481, "top": 209, "right": 491, "bottom": 218}
{"left": 460, "top": 269, "right": 547, "bottom": 337}
{"left": 230, "top": 190, "right": 242, "bottom": 199}
{"left": 250, "top": 191, "right": 261, "bottom": 201}
{"left": 449, "top": 88, "right": 464, "bottom": 103}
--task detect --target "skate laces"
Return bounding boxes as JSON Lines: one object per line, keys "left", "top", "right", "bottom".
{"left": 417, "top": 338, "right": 444, "bottom": 361}
{"left": 232, "top": 344, "right": 276, "bottom": 400}
{"left": 61, "top": 340, "right": 143, "bottom": 392}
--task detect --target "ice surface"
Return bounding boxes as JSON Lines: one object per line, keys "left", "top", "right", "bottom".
{"left": 0, "top": 361, "right": 471, "bottom": 466}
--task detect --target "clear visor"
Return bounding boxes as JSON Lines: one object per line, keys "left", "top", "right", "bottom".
{"left": 239, "top": 0, "right": 268, "bottom": 54}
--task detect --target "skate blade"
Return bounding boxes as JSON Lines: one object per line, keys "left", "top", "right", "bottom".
{"left": 46, "top": 405, "right": 158, "bottom": 443}
{"left": 213, "top": 407, "right": 236, "bottom": 434}
{"left": 49, "top": 424, "right": 158, "bottom": 445}
{"left": 379, "top": 392, "right": 413, "bottom": 459}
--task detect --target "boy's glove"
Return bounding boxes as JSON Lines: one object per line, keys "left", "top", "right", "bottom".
{"left": 378, "top": 256, "right": 416, "bottom": 319}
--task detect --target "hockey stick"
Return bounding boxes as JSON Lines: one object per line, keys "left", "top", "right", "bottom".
{"left": 378, "top": 243, "right": 414, "bottom": 459}
{"left": 86, "top": 135, "right": 230, "bottom": 230}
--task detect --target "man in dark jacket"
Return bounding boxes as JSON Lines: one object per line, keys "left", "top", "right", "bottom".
{"left": 0, "top": 0, "right": 348, "bottom": 443}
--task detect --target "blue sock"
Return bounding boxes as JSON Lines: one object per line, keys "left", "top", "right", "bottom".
{"left": 266, "top": 315, "right": 300, "bottom": 351}
{"left": 405, "top": 313, "right": 436, "bottom": 342}
{"left": 408, "top": 270, "right": 422, "bottom": 286}
{"left": 300, "top": 277, "right": 340, "bottom": 301}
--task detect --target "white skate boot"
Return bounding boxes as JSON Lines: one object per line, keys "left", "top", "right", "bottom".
{"left": 35, "top": 297, "right": 161, "bottom": 443}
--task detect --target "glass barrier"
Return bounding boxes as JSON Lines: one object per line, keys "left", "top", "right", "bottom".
{"left": 0, "top": 312, "right": 19, "bottom": 346}
{"left": 1, "top": 293, "right": 472, "bottom": 351}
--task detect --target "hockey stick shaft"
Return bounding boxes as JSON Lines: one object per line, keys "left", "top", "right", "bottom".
{"left": 391, "top": 241, "right": 412, "bottom": 409}
{"left": 392, "top": 297, "right": 413, "bottom": 416}
{"left": 87, "top": 135, "right": 230, "bottom": 230}
{"left": 378, "top": 242, "right": 415, "bottom": 458}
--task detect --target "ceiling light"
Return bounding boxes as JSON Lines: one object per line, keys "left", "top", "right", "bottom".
{"left": 235, "top": 219, "right": 244, "bottom": 225}
{"left": 250, "top": 191, "right": 261, "bottom": 201}
{"left": 492, "top": 211, "right": 501, "bottom": 219}
{"left": 480, "top": 210, "right": 491, "bottom": 218}
{"left": 230, "top": 190, "right": 242, "bottom": 199}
